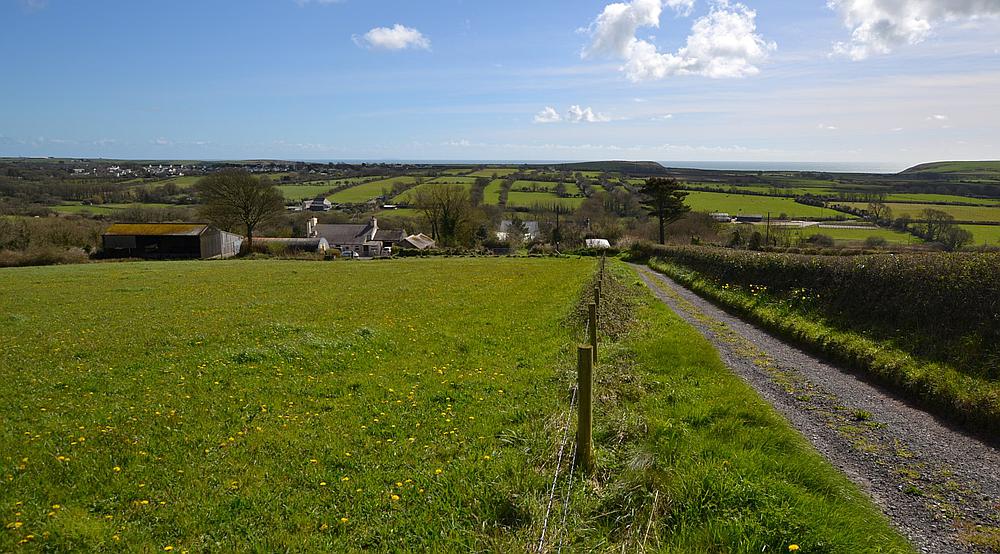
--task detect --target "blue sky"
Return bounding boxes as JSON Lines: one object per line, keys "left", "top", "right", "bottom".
{"left": 1, "top": 0, "right": 998, "bottom": 168}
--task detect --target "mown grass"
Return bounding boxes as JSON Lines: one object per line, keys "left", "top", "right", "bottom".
{"left": 0, "top": 258, "right": 913, "bottom": 552}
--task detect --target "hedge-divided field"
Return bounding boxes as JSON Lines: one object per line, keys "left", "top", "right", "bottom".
{"left": 0, "top": 258, "right": 910, "bottom": 552}
{"left": 631, "top": 244, "right": 1000, "bottom": 432}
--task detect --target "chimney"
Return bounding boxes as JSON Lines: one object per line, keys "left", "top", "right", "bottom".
{"left": 370, "top": 216, "right": 378, "bottom": 240}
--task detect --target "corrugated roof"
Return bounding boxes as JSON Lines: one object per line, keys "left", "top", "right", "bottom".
{"left": 104, "top": 223, "right": 210, "bottom": 236}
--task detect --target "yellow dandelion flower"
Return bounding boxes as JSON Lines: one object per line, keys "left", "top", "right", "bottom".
{"left": 341, "top": 477, "right": 349, "bottom": 482}
{"left": 164, "top": 546, "right": 174, "bottom": 551}
{"left": 435, "top": 468, "right": 443, "bottom": 474}
{"left": 113, "top": 466, "right": 121, "bottom": 472}
{"left": 789, "top": 546, "right": 800, "bottom": 552}
{"left": 391, "top": 494, "right": 400, "bottom": 501}
{"left": 319, "top": 482, "right": 327, "bottom": 486}
{"left": 340, "top": 517, "right": 349, "bottom": 524}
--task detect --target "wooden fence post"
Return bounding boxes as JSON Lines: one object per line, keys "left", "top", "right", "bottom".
{"left": 588, "top": 302, "right": 598, "bottom": 364}
{"left": 576, "top": 345, "right": 594, "bottom": 473}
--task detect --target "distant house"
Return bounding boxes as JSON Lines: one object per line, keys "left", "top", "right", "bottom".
{"left": 102, "top": 223, "right": 242, "bottom": 259}
{"left": 400, "top": 233, "right": 436, "bottom": 250}
{"left": 735, "top": 214, "right": 765, "bottom": 223}
{"left": 496, "top": 220, "right": 541, "bottom": 241}
{"left": 306, "top": 197, "right": 333, "bottom": 212}
{"left": 311, "top": 217, "right": 401, "bottom": 257}
{"left": 252, "top": 237, "right": 329, "bottom": 253}
{"left": 710, "top": 213, "right": 733, "bottom": 223}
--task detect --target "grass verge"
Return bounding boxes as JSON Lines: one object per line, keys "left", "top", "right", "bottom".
{"left": 549, "top": 261, "right": 912, "bottom": 552}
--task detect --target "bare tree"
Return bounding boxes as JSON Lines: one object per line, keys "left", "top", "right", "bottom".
{"left": 414, "top": 185, "right": 473, "bottom": 246}
{"left": 195, "top": 169, "right": 286, "bottom": 252}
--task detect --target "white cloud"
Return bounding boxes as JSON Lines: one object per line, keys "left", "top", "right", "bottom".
{"left": 927, "top": 114, "right": 949, "bottom": 121}
{"left": 584, "top": 0, "right": 775, "bottom": 82}
{"left": 818, "top": 123, "right": 839, "bottom": 130}
{"left": 534, "top": 105, "right": 611, "bottom": 124}
{"left": 568, "top": 105, "right": 611, "bottom": 123}
{"left": 652, "top": 113, "right": 675, "bottom": 120}
{"left": 666, "top": 0, "right": 697, "bottom": 16}
{"left": 353, "top": 24, "right": 431, "bottom": 51}
{"left": 829, "top": 0, "right": 1000, "bottom": 60}
{"left": 534, "top": 107, "right": 563, "bottom": 124}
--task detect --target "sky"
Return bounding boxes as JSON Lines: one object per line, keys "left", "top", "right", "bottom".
{"left": 1, "top": 0, "right": 999, "bottom": 170}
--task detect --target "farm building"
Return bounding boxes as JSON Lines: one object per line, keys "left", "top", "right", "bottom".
{"left": 496, "top": 220, "right": 541, "bottom": 241}
{"left": 252, "top": 237, "right": 329, "bottom": 253}
{"left": 401, "top": 233, "right": 436, "bottom": 250}
{"left": 102, "top": 223, "right": 243, "bottom": 259}
{"left": 735, "top": 214, "right": 765, "bottom": 223}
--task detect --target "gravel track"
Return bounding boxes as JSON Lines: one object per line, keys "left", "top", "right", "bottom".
{"left": 632, "top": 264, "right": 1000, "bottom": 554}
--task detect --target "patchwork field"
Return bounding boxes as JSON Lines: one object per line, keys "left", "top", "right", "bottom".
{"left": 0, "top": 258, "right": 909, "bottom": 552}
{"left": 277, "top": 184, "right": 337, "bottom": 202}
{"left": 505, "top": 192, "right": 586, "bottom": 209}
{"left": 839, "top": 202, "right": 1000, "bottom": 222}
{"left": 52, "top": 202, "right": 182, "bottom": 214}
{"left": 796, "top": 225, "right": 917, "bottom": 244}
{"left": 685, "top": 191, "right": 844, "bottom": 219}
{"left": 959, "top": 224, "right": 1000, "bottom": 245}
{"left": 467, "top": 168, "right": 519, "bottom": 178}
{"left": 327, "top": 177, "right": 417, "bottom": 204}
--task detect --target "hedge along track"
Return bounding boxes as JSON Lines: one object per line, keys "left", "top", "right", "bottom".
{"left": 631, "top": 263, "right": 1000, "bottom": 554}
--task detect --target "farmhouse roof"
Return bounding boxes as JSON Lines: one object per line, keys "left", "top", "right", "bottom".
{"left": 103, "top": 223, "right": 212, "bottom": 236}
{"left": 373, "top": 229, "right": 405, "bottom": 242}
{"left": 254, "top": 237, "right": 329, "bottom": 247}
{"left": 314, "top": 223, "right": 374, "bottom": 245}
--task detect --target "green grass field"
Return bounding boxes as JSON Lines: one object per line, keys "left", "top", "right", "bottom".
{"left": 882, "top": 193, "right": 1000, "bottom": 205}
{"left": 392, "top": 182, "right": 476, "bottom": 204}
{"left": 796, "top": 225, "right": 917, "bottom": 244}
{"left": 277, "top": 184, "right": 337, "bottom": 202}
{"left": 483, "top": 180, "right": 505, "bottom": 205}
{"left": 51, "top": 202, "right": 182, "bottom": 215}
{"left": 0, "top": 259, "right": 911, "bottom": 552}
{"left": 467, "top": 168, "right": 519, "bottom": 178}
{"left": 685, "top": 191, "right": 845, "bottom": 219}
{"left": 426, "top": 177, "right": 478, "bottom": 185}
{"left": 327, "top": 177, "right": 417, "bottom": 204}
{"left": 840, "top": 202, "right": 1000, "bottom": 222}
{"left": 959, "top": 224, "right": 1000, "bottom": 245}
{"left": 505, "top": 192, "right": 586, "bottom": 209}
{"left": 510, "top": 181, "right": 581, "bottom": 196}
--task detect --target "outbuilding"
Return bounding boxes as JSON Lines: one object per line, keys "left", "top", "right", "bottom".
{"left": 102, "top": 223, "right": 243, "bottom": 259}
{"left": 252, "top": 237, "right": 330, "bottom": 253}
